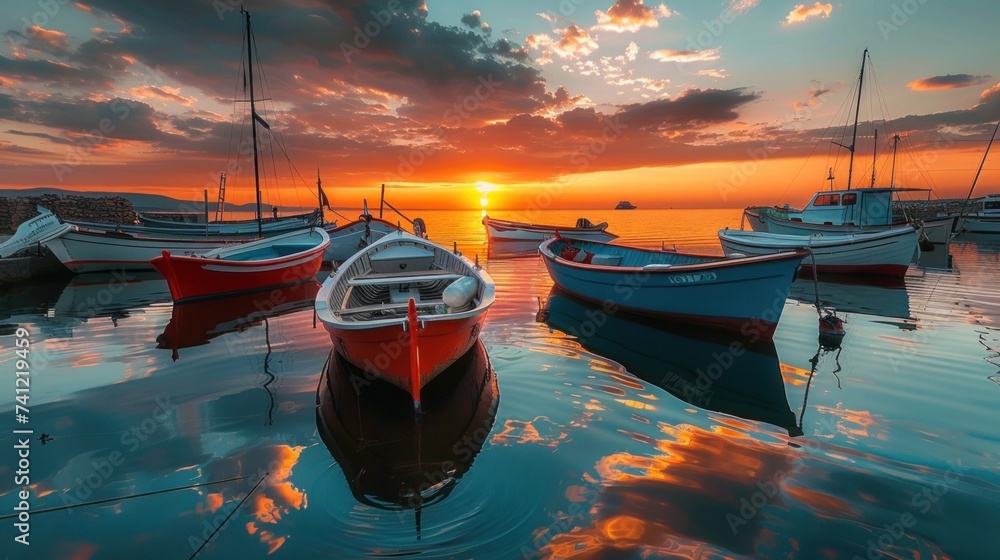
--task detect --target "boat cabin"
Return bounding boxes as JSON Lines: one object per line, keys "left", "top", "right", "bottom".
{"left": 977, "top": 194, "right": 1000, "bottom": 216}
{"left": 789, "top": 188, "right": 900, "bottom": 226}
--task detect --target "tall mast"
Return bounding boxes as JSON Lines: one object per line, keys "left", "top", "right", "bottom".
{"left": 243, "top": 8, "right": 263, "bottom": 237}
{"left": 890, "top": 134, "right": 900, "bottom": 188}
{"left": 847, "top": 48, "right": 867, "bottom": 190}
{"left": 870, "top": 128, "right": 877, "bottom": 188}
{"left": 956, "top": 120, "right": 1000, "bottom": 232}
{"left": 832, "top": 49, "right": 867, "bottom": 190}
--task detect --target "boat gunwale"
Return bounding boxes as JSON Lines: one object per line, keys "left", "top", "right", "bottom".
{"left": 538, "top": 237, "right": 809, "bottom": 274}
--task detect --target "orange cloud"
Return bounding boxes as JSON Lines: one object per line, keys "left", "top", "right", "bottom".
{"left": 594, "top": 0, "right": 674, "bottom": 33}
{"left": 24, "top": 25, "right": 70, "bottom": 52}
{"left": 650, "top": 48, "right": 720, "bottom": 63}
{"left": 128, "top": 85, "right": 197, "bottom": 106}
{"left": 782, "top": 2, "right": 833, "bottom": 25}
{"left": 908, "top": 74, "right": 992, "bottom": 91}
{"left": 527, "top": 25, "right": 598, "bottom": 63}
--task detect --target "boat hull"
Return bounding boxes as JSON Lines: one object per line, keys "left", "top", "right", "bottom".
{"left": 136, "top": 210, "right": 320, "bottom": 235}
{"left": 718, "top": 226, "right": 918, "bottom": 276}
{"left": 539, "top": 239, "right": 805, "bottom": 339}
{"left": 324, "top": 313, "right": 486, "bottom": 392}
{"left": 43, "top": 229, "right": 233, "bottom": 273}
{"left": 0, "top": 207, "right": 74, "bottom": 258}
{"left": 323, "top": 218, "right": 398, "bottom": 262}
{"left": 960, "top": 217, "right": 1000, "bottom": 234}
{"left": 483, "top": 216, "right": 617, "bottom": 243}
{"left": 150, "top": 229, "right": 328, "bottom": 302}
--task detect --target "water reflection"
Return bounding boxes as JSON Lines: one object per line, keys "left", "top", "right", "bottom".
{"left": 316, "top": 339, "right": 499, "bottom": 536}
{"left": 788, "top": 274, "right": 914, "bottom": 328}
{"left": 541, "top": 287, "right": 801, "bottom": 437}
{"left": 156, "top": 280, "right": 320, "bottom": 360}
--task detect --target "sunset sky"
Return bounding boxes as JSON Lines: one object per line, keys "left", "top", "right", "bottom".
{"left": 2, "top": 0, "right": 999, "bottom": 210}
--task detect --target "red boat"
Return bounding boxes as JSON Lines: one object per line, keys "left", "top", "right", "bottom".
{"left": 150, "top": 227, "right": 329, "bottom": 302}
{"left": 314, "top": 231, "right": 495, "bottom": 411}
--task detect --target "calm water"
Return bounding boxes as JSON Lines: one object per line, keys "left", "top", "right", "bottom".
{"left": 1, "top": 209, "right": 999, "bottom": 559}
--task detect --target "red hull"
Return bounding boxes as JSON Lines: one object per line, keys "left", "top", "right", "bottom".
{"left": 151, "top": 247, "right": 325, "bottom": 302}
{"left": 324, "top": 314, "right": 486, "bottom": 392}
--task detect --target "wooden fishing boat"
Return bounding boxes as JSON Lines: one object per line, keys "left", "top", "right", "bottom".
{"left": 322, "top": 214, "right": 400, "bottom": 263}
{"left": 43, "top": 228, "right": 235, "bottom": 273}
{"left": 542, "top": 287, "right": 800, "bottom": 436}
{"left": 538, "top": 236, "right": 806, "bottom": 339}
{"left": 960, "top": 194, "right": 1000, "bottom": 233}
{"left": 135, "top": 209, "right": 321, "bottom": 235}
{"left": 150, "top": 227, "right": 328, "bottom": 302}
{"left": 482, "top": 215, "right": 617, "bottom": 243}
{"left": 316, "top": 340, "right": 498, "bottom": 514}
{"left": 314, "top": 231, "right": 495, "bottom": 410}
{"left": 718, "top": 224, "right": 919, "bottom": 276}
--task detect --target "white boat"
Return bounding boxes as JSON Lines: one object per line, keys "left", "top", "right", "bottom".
{"left": 43, "top": 228, "right": 233, "bottom": 273}
{"left": 718, "top": 225, "right": 919, "bottom": 276}
{"left": 960, "top": 195, "right": 1000, "bottom": 233}
{"left": 482, "top": 215, "right": 616, "bottom": 244}
{"left": 135, "top": 209, "right": 321, "bottom": 235}
{"left": 0, "top": 206, "right": 74, "bottom": 258}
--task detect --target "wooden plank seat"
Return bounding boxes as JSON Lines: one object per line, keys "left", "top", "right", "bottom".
{"left": 346, "top": 269, "right": 464, "bottom": 286}
{"left": 334, "top": 299, "right": 447, "bottom": 317}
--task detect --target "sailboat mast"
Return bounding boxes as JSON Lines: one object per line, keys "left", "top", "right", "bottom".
{"left": 956, "top": 120, "right": 1000, "bottom": 231}
{"left": 847, "top": 48, "right": 867, "bottom": 190}
{"left": 243, "top": 8, "right": 263, "bottom": 237}
{"left": 890, "top": 134, "right": 899, "bottom": 188}
{"left": 870, "top": 128, "right": 877, "bottom": 188}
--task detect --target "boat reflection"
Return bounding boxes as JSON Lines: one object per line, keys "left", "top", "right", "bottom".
{"left": 542, "top": 287, "right": 801, "bottom": 436}
{"left": 486, "top": 240, "right": 542, "bottom": 259}
{"left": 53, "top": 271, "right": 171, "bottom": 319}
{"left": 156, "top": 280, "right": 320, "bottom": 360}
{"left": 789, "top": 274, "right": 914, "bottom": 328}
{"left": 316, "top": 339, "right": 499, "bottom": 527}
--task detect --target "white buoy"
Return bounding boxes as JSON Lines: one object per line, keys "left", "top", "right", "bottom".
{"left": 443, "top": 276, "right": 477, "bottom": 309}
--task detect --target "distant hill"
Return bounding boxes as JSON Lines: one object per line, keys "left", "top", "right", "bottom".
{"left": 0, "top": 187, "right": 286, "bottom": 212}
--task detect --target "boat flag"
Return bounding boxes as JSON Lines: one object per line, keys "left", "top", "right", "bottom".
{"left": 252, "top": 110, "right": 270, "bottom": 130}
{"left": 318, "top": 184, "right": 333, "bottom": 210}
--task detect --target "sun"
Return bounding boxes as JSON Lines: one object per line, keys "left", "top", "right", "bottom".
{"left": 475, "top": 181, "right": 497, "bottom": 208}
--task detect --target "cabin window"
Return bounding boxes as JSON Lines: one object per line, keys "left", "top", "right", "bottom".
{"left": 985, "top": 201, "right": 1000, "bottom": 210}
{"left": 813, "top": 194, "right": 840, "bottom": 207}
{"left": 842, "top": 193, "right": 857, "bottom": 205}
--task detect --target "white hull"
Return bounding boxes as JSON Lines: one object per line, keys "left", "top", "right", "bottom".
{"left": 323, "top": 219, "right": 397, "bottom": 262}
{"left": 718, "top": 226, "right": 919, "bottom": 276}
{"left": 960, "top": 217, "right": 1000, "bottom": 234}
{"left": 43, "top": 230, "right": 234, "bottom": 273}
{"left": 483, "top": 216, "right": 616, "bottom": 243}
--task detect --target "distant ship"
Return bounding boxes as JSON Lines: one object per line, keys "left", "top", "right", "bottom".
{"left": 614, "top": 201, "right": 637, "bottom": 210}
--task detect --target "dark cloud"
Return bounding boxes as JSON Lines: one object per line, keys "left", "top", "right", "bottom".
{"left": 0, "top": 55, "right": 114, "bottom": 89}
{"left": 908, "top": 74, "right": 992, "bottom": 91}
{"left": 615, "top": 88, "right": 760, "bottom": 131}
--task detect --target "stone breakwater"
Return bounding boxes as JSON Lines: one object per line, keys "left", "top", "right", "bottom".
{"left": 895, "top": 198, "right": 969, "bottom": 221}
{"left": 0, "top": 194, "right": 137, "bottom": 235}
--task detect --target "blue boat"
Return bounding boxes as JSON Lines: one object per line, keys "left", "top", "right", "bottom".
{"left": 538, "top": 237, "right": 807, "bottom": 339}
